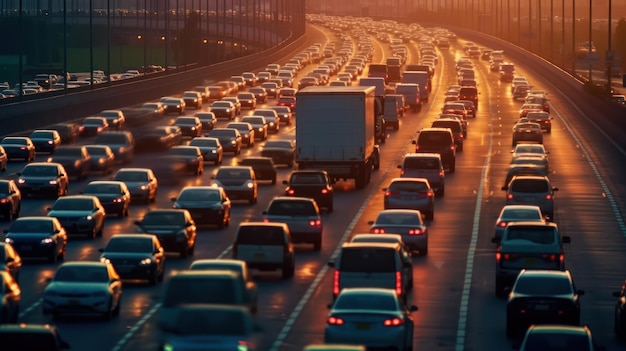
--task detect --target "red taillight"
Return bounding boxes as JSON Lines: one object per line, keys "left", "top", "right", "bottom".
{"left": 287, "top": 189, "right": 295, "bottom": 195}
{"left": 541, "top": 253, "right": 557, "bottom": 261}
{"left": 408, "top": 228, "right": 423, "bottom": 235}
{"left": 507, "top": 194, "right": 514, "bottom": 200}
{"left": 384, "top": 191, "right": 395, "bottom": 197}
{"left": 546, "top": 194, "right": 552, "bottom": 200}
{"left": 263, "top": 218, "right": 269, "bottom": 223}
{"left": 395, "top": 271, "right": 402, "bottom": 296}
{"left": 327, "top": 316, "right": 344, "bottom": 325}
{"left": 559, "top": 253, "right": 564, "bottom": 263}
{"left": 309, "top": 219, "right": 321, "bottom": 227}
{"left": 321, "top": 189, "right": 328, "bottom": 194}
{"left": 439, "top": 170, "right": 445, "bottom": 177}
{"left": 497, "top": 221, "right": 508, "bottom": 228}
{"left": 383, "top": 317, "right": 404, "bottom": 327}
{"left": 415, "top": 145, "right": 420, "bottom": 151}
{"left": 0, "top": 199, "right": 8, "bottom": 204}
{"left": 371, "top": 228, "right": 385, "bottom": 234}
{"left": 400, "top": 170, "right": 405, "bottom": 176}
{"left": 450, "top": 145, "right": 455, "bottom": 150}
{"left": 333, "top": 270, "right": 340, "bottom": 295}
{"left": 426, "top": 191, "right": 434, "bottom": 198}
{"left": 502, "top": 253, "right": 520, "bottom": 260}
{"left": 495, "top": 251, "right": 501, "bottom": 262}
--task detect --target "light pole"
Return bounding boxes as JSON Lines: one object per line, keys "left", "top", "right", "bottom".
{"left": 607, "top": 0, "right": 612, "bottom": 88}
{"left": 587, "top": 0, "right": 592, "bottom": 83}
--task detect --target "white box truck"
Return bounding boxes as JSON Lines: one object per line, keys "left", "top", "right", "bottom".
{"left": 295, "top": 86, "right": 380, "bottom": 189}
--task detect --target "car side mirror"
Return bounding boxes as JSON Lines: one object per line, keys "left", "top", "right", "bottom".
{"left": 397, "top": 165, "right": 402, "bottom": 169}
{"left": 562, "top": 236, "right": 571, "bottom": 244}
{"left": 552, "top": 187, "right": 559, "bottom": 191}
{"left": 134, "top": 220, "right": 141, "bottom": 226}
{"left": 409, "top": 305, "right": 418, "bottom": 312}
{"left": 59, "top": 174, "right": 65, "bottom": 177}
{"left": 491, "top": 237, "right": 501, "bottom": 244}
{"left": 6, "top": 257, "right": 14, "bottom": 263}
{"left": 382, "top": 188, "right": 388, "bottom": 192}
{"left": 411, "top": 140, "right": 416, "bottom": 144}
{"left": 185, "top": 222, "right": 193, "bottom": 227}
{"left": 261, "top": 211, "right": 268, "bottom": 215}
{"left": 282, "top": 180, "right": 289, "bottom": 185}
{"left": 367, "top": 220, "right": 374, "bottom": 225}
{"left": 3, "top": 230, "right": 8, "bottom": 234}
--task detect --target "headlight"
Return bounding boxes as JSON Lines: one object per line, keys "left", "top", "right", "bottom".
{"left": 258, "top": 128, "right": 263, "bottom": 132}
{"left": 269, "top": 122, "right": 275, "bottom": 127}
{"left": 231, "top": 140, "right": 237, "bottom": 145}
{"left": 47, "top": 140, "right": 54, "bottom": 144}
{"left": 5, "top": 238, "right": 14, "bottom": 244}
{"left": 85, "top": 215, "right": 93, "bottom": 221}
{"left": 18, "top": 178, "right": 25, "bottom": 184}
{"left": 246, "top": 181, "right": 254, "bottom": 189}
{"left": 49, "top": 180, "right": 58, "bottom": 185}
{"left": 163, "top": 343, "right": 174, "bottom": 351}
{"left": 140, "top": 258, "right": 153, "bottom": 265}
{"left": 100, "top": 257, "right": 110, "bottom": 263}
{"left": 41, "top": 237, "right": 54, "bottom": 245}
{"left": 191, "top": 127, "right": 196, "bottom": 130}
{"left": 210, "top": 150, "right": 217, "bottom": 154}
{"left": 113, "top": 197, "right": 124, "bottom": 203}
{"left": 140, "top": 185, "right": 148, "bottom": 190}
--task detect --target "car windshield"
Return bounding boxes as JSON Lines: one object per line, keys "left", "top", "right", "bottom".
{"left": 403, "top": 157, "right": 439, "bottom": 169}
{"left": 190, "top": 139, "right": 218, "bottom": 147}
{"left": 501, "top": 208, "right": 542, "bottom": 220}
{"left": 511, "top": 179, "right": 549, "bottom": 193}
{"left": 190, "top": 262, "right": 242, "bottom": 273}
{"left": 163, "top": 277, "right": 236, "bottom": 307}
{"left": 216, "top": 169, "right": 250, "bottom": 179}
{"left": 9, "top": 220, "right": 53, "bottom": 233}
{"left": 178, "top": 189, "right": 220, "bottom": 201}
{"left": 105, "top": 238, "right": 152, "bottom": 253}
{"left": 290, "top": 173, "right": 325, "bottom": 184}
{"left": 171, "top": 308, "right": 250, "bottom": 336}
{"left": 265, "top": 140, "right": 292, "bottom": 149}
{"left": 212, "top": 102, "right": 231, "bottom": 108}
{"left": 334, "top": 293, "right": 398, "bottom": 311}
{"left": 376, "top": 212, "right": 422, "bottom": 226}
{"left": 170, "top": 148, "right": 197, "bottom": 156}
{"left": 514, "top": 145, "right": 545, "bottom": 154}
{"left": 95, "top": 134, "right": 128, "bottom": 144}
{"left": 208, "top": 130, "right": 235, "bottom": 138}
{"left": 514, "top": 276, "right": 573, "bottom": 295}
{"left": 84, "top": 183, "right": 121, "bottom": 194}
{"left": 51, "top": 198, "right": 94, "bottom": 211}
{"left": 86, "top": 147, "right": 108, "bottom": 156}
{"left": 115, "top": 171, "right": 149, "bottom": 182}
{"left": 418, "top": 132, "right": 451, "bottom": 145}
{"left": 2, "top": 138, "right": 26, "bottom": 145}
{"left": 523, "top": 333, "right": 590, "bottom": 351}
{"left": 175, "top": 118, "right": 197, "bottom": 125}
{"left": 505, "top": 226, "right": 556, "bottom": 244}
{"left": 21, "top": 165, "right": 58, "bottom": 176}
{"left": 236, "top": 225, "right": 285, "bottom": 244}
{"left": 54, "top": 266, "right": 109, "bottom": 283}
{"left": 242, "top": 117, "right": 263, "bottom": 124}
{"left": 83, "top": 118, "right": 104, "bottom": 126}
{"left": 267, "top": 200, "right": 317, "bottom": 216}
{"left": 141, "top": 211, "right": 185, "bottom": 225}
{"left": 54, "top": 148, "right": 82, "bottom": 157}
{"left": 30, "top": 131, "right": 52, "bottom": 138}
{"left": 388, "top": 181, "right": 428, "bottom": 192}
{"left": 339, "top": 248, "right": 397, "bottom": 273}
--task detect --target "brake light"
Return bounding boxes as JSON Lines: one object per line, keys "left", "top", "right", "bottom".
{"left": 439, "top": 170, "right": 444, "bottom": 177}
{"left": 263, "top": 218, "right": 269, "bottom": 223}
{"left": 385, "top": 191, "right": 398, "bottom": 197}
{"left": 541, "top": 253, "right": 558, "bottom": 261}
{"left": 327, "top": 316, "right": 345, "bottom": 325}
{"left": 450, "top": 145, "right": 455, "bottom": 150}
{"left": 383, "top": 317, "right": 404, "bottom": 326}
{"left": 400, "top": 170, "right": 404, "bottom": 176}
{"left": 559, "top": 253, "right": 564, "bottom": 263}
{"left": 287, "top": 189, "right": 295, "bottom": 195}
{"left": 395, "top": 271, "right": 402, "bottom": 296}
{"left": 415, "top": 145, "right": 420, "bottom": 151}
{"left": 309, "top": 219, "right": 321, "bottom": 227}
{"left": 333, "top": 270, "right": 340, "bottom": 295}
{"left": 507, "top": 194, "right": 514, "bottom": 200}
{"left": 502, "top": 253, "right": 520, "bottom": 260}
{"left": 426, "top": 191, "right": 434, "bottom": 198}
{"left": 321, "top": 189, "right": 328, "bottom": 194}
{"left": 371, "top": 228, "right": 385, "bottom": 234}
{"left": 408, "top": 228, "right": 423, "bottom": 235}
{"left": 546, "top": 194, "right": 552, "bottom": 200}
{"left": 0, "top": 199, "right": 8, "bottom": 204}
{"left": 497, "top": 221, "right": 508, "bottom": 227}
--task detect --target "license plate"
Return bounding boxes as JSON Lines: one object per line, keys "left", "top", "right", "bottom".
{"left": 400, "top": 196, "right": 415, "bottom": 200}
{"left": 525, "top": 258, "right": 536, "bottom": 264}
{"left": 534, "top": 304, "right": 549, "bottom": 311}
{"left": 20, "top": 245, "right": 33, "bottom": 251}
{"left": 355, "top": 323, "right": 370, "bottom": 330}
{"left": 68, "top": 299, "right": 80, "bottom": 305}
{"left": 254, "top": 253, "right": 265, "bottom": 259}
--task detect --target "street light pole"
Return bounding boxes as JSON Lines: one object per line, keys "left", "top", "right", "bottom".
{"left": 587, "top": 0, "right": 592, "bottom": 83}
{"left": 607, "top": 0, "right": 612, "bottom": 89}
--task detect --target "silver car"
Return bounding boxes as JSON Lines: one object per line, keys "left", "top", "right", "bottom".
{"left": 383, "top": 178, "right": 435, "bottom": 220}
{"left": 502, "top": 175, "right": 558, "bottom": 220}
{"left": 368, "top": 209, "right": 429, "bottom": 255}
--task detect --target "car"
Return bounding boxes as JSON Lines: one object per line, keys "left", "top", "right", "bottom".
{"left": 134, "top": 209, "right": 197, "bottom": 258}
{"left": 413, "top": 128, "right": 456, "bottom": 172}
{"left": 510, "top": 155, "right": 550, "bottom": 173}
{"left": 263, "top": 196, "right": 323, "bottom": 251}
{"left": 283, "top": 170, "right": 334, "bottom": 212}
{"left": 134, "top": 125, "right": 182, "bottom": 151}
{"left": 0, "top": 271, "right": 20, "bottom": 323}
{"left": 241, "top": 116, "right": 269, "bottom": 140}
{"left": 47, "top": 195, "right": 106, "bottom": 238}
{"left": 96, "top": 110, "right": 126, "bottom": 130}
{"left": 93, "top": 131, "right": 135, "bottom": 164}
{"left": 270, "top": 106, "right": 293, "bottom": 126}
{"left": 42, "top": 261, "right": 122, "bottom": 320}
{"left": 84, "top": 145, "right": 116, "bottom": 174}
{"left": 159, "top": 97, "right": 186, "bottom": 115}
{"left": 99, "top": 234, "right": 165, "bottom": 285}
{"left": 526, "top": 111, "right": 553, "bottom": 133}
{"left": 79, "top": 117, "right": 109, "bottom": 137}
{"left": 276, "top": 96, "right": 297, "bottom": 110}
{"left": 229, "top": 76, "right": 247, "bottom": 91}
{"left": 236, "top": 92, "right": 257, "bottom": 110}
{"left": 518, "top": 103, "right": 544, "bottom": 118}
{"left": 253, "top": 108, "right": 281, "bottom": 133}
{"left": 324, "top": 288, "right": 417, "bottom": 351}
{"left": 188, "top": 137, "right": 223, "bottom": 165}
{"left": 16, "top": 162, "right": 69, "bottom": 198}
{"left": 512, "top": 143, "right": 550, "bottom": 159}
{"left": 249, "top": 87, "right": 268, "bottom": 103}
{"left": 205, "top": 128, "right": 242, "bottom": 155}
{"left": 166, "top": 146, "right": 204, "bottom": 175}
{"left": 398, "top": 153, "right": 445, "bottom": 197}
{"left": 517, "top": 325, "right": 596, "bottom": 351}
{"left": 29, "top": 130, "right": 61, "bottom": 154}
{"left": 210, "top": 100, "right": 236, "bottom": 120}
{"left": 349, "top": 234, "right": 413, "bottom": 265}
{"left": 112, "top": 168, "right": 158, "bottom": 203}
{"left": 493, "top": 205, "right": 545, "bottom": 242}
{"left": 191, "top": 112, "right": 217, "bottom": 132}
{"left": 613, "top": 278, "right": 626, "bottom": 338}
{"left": 431, "top": 118, "right": 464, "bottom": 151}
{"left": 212, "top": 166, "right": 258, "bottom": 205}
{"left": 0, "top": 323, "right": 70, "bottom": 350}
{"left": 1, "top": 137, "right": 36, "bottom": 162}
{"left": 242, "top": 72, "right": 257, "bottom": 86}
{"left": 0, "top": 146, "right": 6, "bottom": 172}
{"left": 207, "top": 85, "right": 227, "bottom": 100}
{"left": 222, "top": 96, "right": 242, "bottom": 115}
{"left": 170, "top": 185, "right": 231, "bottom": 228}
{"left": 173, "top": 116, "right": 202, "bottom": 138}
{"left": 611, "top": 94, "right": 626, "bottom": 106}
{"left": 512, "top": 122, "right": 543, "bottom": 146}
{"left": 181, "top": 91, "right": 203, "bottom": 109}
{"left": 261, "top": 82, "right": 279, "bottom": 98}
{"left": 47, "top": 145, "right": 91, "bottom": 181}
{"left": 157, "top": 305, "right": 260, "bottom": 351}
{"left": 506, "top": 270, "right": 583, "bottom": 338}
{"left": 260, "top": 139, "right": 296, "bottom": 167}
{"left": 188, "top": 259, "right": 258, "bottom": 311}
{"left": 0, "top": 179, "right": 21, "bottom": 221}
{"left": 226, "top": 122, "right": 255, "bottom": 147}
{"left": 4, "top": 216, "right": 67, "bottom": 263}
{"left": 140, "top": 101, "right": 166, "bottom": 119}
{"left": 81, "top": 181, "right": 131, "bottom": 218}
{"left": 368, "top": 209, "right": 429, "bottom": 255}
{"left": 232, "top": 222, "right": 295, "bottom": 279}
{"left": 383, "top": 178, "right": 435, "bottom": 220}
{"left": 502, "top": 175, "right": 558, "bottom": 219}
{"left": 0, "top": 242, "right": 21, "bottom": 281}
{"left": 239, "top": 157, "right": 277, "bottom": 184}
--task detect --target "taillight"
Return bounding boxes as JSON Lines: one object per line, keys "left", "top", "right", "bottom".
{"left": 559, "top": 253, "right": 564, "bottom": 263}
{"left": 450, "top": 145, "right": 455, "bottom": 150}
{"left": 541, "top": 253, "right": 557, "bottom": 261}
{"left": 546, "top": 194, "right": 552, "bottom": 200}
{"left": 385, "top": 191, "right": 396, "bottom": 197}
{"left": 507, "top": 194, "right": 514, "bottom": 200}
{"left": 408, "top": 228, "right": 423, "bottom": 235}
{"left": 287, "top": 189, "right": 295, "bottom": 195}
{"left": 495, "top": 251, "right": 501, "bottom": 262}
{"left": 263, "top": 218, "right": 269, "bottom": 223}
{"left": 309, "top": 219, "right": 321, "bottom": 227}
{"left": 327, "top": 316, "right": 344, "bottom": 325}
{"left": 321, "top": 189, "right": 328, "bottom": 194}
{"left": 426, "top": 191, "right": 434, "bottom": 198}
{"left": 383, "top": 317, "right": 404, "bottom": 327}
{"left": 333, "top": 271, "right": 340, "bottom": 295}
{"left": 502, "top": 253, "right": 520, "bottom": 260}
{"left": 371, "top": 228, "right": 385, "bottom": 234}
{"left": 497, "top": 221, "right": 508, "bottom": 228}
{"left": 400, "top": 170, "right": 405, "bottom": 176}
{"left": 415, "top": 145, "right": 420, "bottom": 151}
{"left": 439, "top": 170, "right": 444, "bottom": 177}
{"left": 395, "top": 271, "right": 402, "bottom": 296}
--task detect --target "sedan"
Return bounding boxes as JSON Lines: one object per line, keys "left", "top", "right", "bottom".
{"left": 526, "top": 111, "right": 553, "bottom": 133}
{"left": 276, "top": 96, "right": 297, "bottom": 110}
{"left": 3, "top": 217, "right": 67, "bottom": 263}
{"left": 194, "top": 112, "right": 218, "bottom": 131}
{"left": 96, "top": 110, "right": 126, "bottom": 130}
{"left": 205, "top": 128, "right": 242, "bottom": 155}
{"left": 173, "top": 116, "right": 203, "bottom": 138}
{"left": 236, "top": 92, "right": 257, "bottom": 110}
{"left": 283, "top": 170, "right": 334, "bottom": 212}
{"left": 134, "top": 126, "right": 182, "bottom": 152}
{"left": 159, "top": 97, "right": 186, "bottom": 115}
{"left": 512, "top": 122, "right": 543, "bottom": 146}
{"left": 134, "top": 209, "right": 197, "bottom": 258}
{"left": 511, "top": 143, "right": 549, "bottom": 159}
{"left": 239, "top": 157, "right": 277, "bottom": 184}
{"left": 502, "top": 175, "right": 558, "bottom": 219}
{"left": 182, "top": 91, "right": 203, "bottom": 109}
{"left": 1, "top": 137, "right": 36, "bottom": 162}
{"left": 47, "top": 195, "right": 106, "bottom": 238}
{"left": 139, "top": 102, "right": 166, "bottom": 119}
{"left": 226, "top": 122, "right": 255, "bottom": 147}
{"left": 324, "top": 288, "right": 417, "bottom": 351}
{"left": 270, "top": 106, "right": 293, "bottom": 126}
{"left": 383, "top": 178, "right": 435, "bottom": 220}
{"left": 167, "top": 146, "right": 204, "bottom": 175}
{"left": 212, "top": 166, "right": 258, "bottom": 204}
{"left": 112, "top": 168, "right": 158, "bottom": 204}
{"left": 29, "top": 130, "right": 61, "bottom": 154}
{"left": 249, "top": 87, "right": 268, "bottom": 103}
{"left": 261, "top": 82, "right": 279, "bottom": 98}
{"left": 171, "top": 186, "right": 231, "bottom": 228}
{"left": 42, "top": 261, "right": 122, "bottom": 320}
{"left": 0, "top": 179, "right": 21, "bottom": 221}
{"left": 82, "top": 181, "right": 131, "bottom": 218}
{"left": 17, "top": 162, "right": 69, "bottom": 198}
{"left": 210, "top": 101, "right": 236, "bottom": 120}
{"left": 85, "top": 145, "right": 116, "bottom": 174}
{"left": 518, "top": 325, "right": 596, "bottom": 351}
{"left": 49, "top": 122, "right": 80, "bottom": 144}
{"left": 368, "top": 209, "right": 428, "bottom": 255}
{"left": 47, "top": 145, "right": 91, "bottom": 181}
{"left": 79, "top": 117, "right": 109, "bottom": 137}
{"left": 506, "top": 270, "right": 584, "bottom": 338}
{"left": 189, "top": 137, "right": 223, "bottom": 166}
{"left": 493, "top": 205, "right": 545, "bottom": 242}
{"left": 260, "top": 139, "right": 295, "bottom": 165}
{"left": 0, "top": 271, "right": 20, "bottom": 323}
{"left": 99, "top": 234, "right": 165, "bottom": 285}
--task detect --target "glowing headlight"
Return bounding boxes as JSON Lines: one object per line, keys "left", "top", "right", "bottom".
{"left": 211, "top": 150, "right": 217, "bottom": 154}
{"left": 47, "top": 140, "right": 54, "bottom": 144}
{"left": 18, "top": 178, "right": 25, "bottom": 184}
{"left": 163, "top": 343, "right": 174, "bottom": 351}
{"left": 140, "top": 258, "right": 153, "bottom": 265}
{"left": 140, "top": 185, "right": 148, "bottom": 190}
{"left": 246, "top": 182, "right": 254, "bottom": 188}
{"left": 258, "top": 128, "right": 263, "bottom": 132}
{"left": 85, "top": 215, "right": 93, "bottom": 220}
{"left": 113, "top": 198, "right": 123, "bottom": 203}
{"left": 49, "top": 180, "right": 58, "bottom": 185}
{"left": 5, "top": 238, "right": 14, "bottom": 244}
{"left": 100, "top": 257, "right": 110, "bottom": 263}
{"left": 41, "top": 237, "right": 54, "bottom": 244}
{"left": 269, "top": 122, "right": 275, "bottom": 127}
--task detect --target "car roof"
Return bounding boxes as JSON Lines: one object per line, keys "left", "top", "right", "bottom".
{"left": 526, "top": 324, "right": 591, "bottom": 336}
{"left": 341, "top": 242, "right": 401, "bottom": 249}
{"left": 108, "top": 234, "right": 154, "bottom": 240}
{"left": 59, "top": 261, "right": 108, "bottom": 268}
{"left": 518, "top": 269, "right": 571, "bottom": 279}
{"left": 0, "top": 323, "right": 59, "bottom": 333}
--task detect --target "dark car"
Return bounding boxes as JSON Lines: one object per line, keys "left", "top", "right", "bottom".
{"left": 93, "top": 131, "right": 135, "bottom": 164}
{"left": 194, "top": 112, "right": 218, "bottom": 131}
{"left": 47, "top": 145, "right": 91, "bottom": 181}
{"left": 85, "top": 145, "right": 116, "bottom": 174}
{"left": 82, "top": 181, "right": 131, "bottom": 218}
{"left": 0, "top": 324, "right": 70, "bottom": 351}
{"left": 134, "top": 126, "right": 182, "bottom": 152}
{"left": 181, "top": 91, "right": 203, "bottom": 109}
{"left": 210, "top": 100, "right": 236, "bottom": 120}
{"left": 413, "top": 128, "right": 456, "bottom": 173}
{"left": 134, "top": 209, "right": 197, "bottom": 258}
{"left": 99, "top": 234, "right": 165, "bottom": 284}
{"left": 174, "top": 116, "right": 203, "bottom": 138}
{"left": 96, "top": 110, "right": 126, "bottom": 130}
{"left": 613, "top": 278, "right": 626, "bottom": 338}
{"left": 270, "top": 106, "right": 293, "bottom": 126}
{"left": 239, "top": 157, "right": 277, "bottom": 184}
{"left": 29, "top": 130, "right": 61, "bottom": 154}
{"left": 4, "top": 217, "right": 67, "bottom": 263}
{"left": 79, "top": 117, "right": 109, "bottom": 137}
{"left": 189, "top": 137, "right": 223, "bottom": 165}
{"left": 139, "top": 102, "right": 166, "bottom": 119}
{"left": 0, "top": 179, "right": 21, "bottom": 221}
{"left": 49, "top": 123, "right": 80, "bottom": 144}
{"left": 260, "top": 139, "right": 296, "bottom": 167}
{"left": 431, "top": 118, "right": 464, "bottom": 151}
{"left": 159, "top": 97, "right": 186, "bottom": 115}
{"left": 249, "top": 87, "right": 268, "bottom": 103}
{"left": 237, "top": 92, "right": 257, "bottom": 110}
{"left": 1, "top": 137, "right": 36, "bottom": 162}
{"left": 0, "top": 242, "right": 22, "bottom": 282}
{"left": 170, "top": 185, "right": 232, "bottom": 228}
{"left": 17, "top": 162, "right": 69, "bottom": 198}
{"left": 167, "top": 146, "right": 204, "bottom": 175}
{"left": 0, "top": 271, "right": 20, "bottom": 323}
{"left": 506, "top": 270, "right": 584, "bottom": 338}
{"left": 47, "top": 195, "right": 106, "bottom": 238}
{"left": 226, "top": 122, "right": 255, "bottom": 147}
{"left": 205, "top": 128, "right": 242, "bottom": 155}
{"left": 283, "top": 170, "right": 334, "bottom": 212}
{"left": 517, "top": 325, "right": 596, "bottom": 351}
{"left": 113, "top": 168, "right": 158, "bottom": 204}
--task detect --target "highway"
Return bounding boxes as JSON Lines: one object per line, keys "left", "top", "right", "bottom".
{"left": 2, "top": 19, "right": 626, "bottom": 351}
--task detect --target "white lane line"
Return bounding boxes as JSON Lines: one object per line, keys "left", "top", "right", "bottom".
{"left": 110, "top": 247, "right": 232, "bottom": 351}
{"left": 455, "top": 63, "right": 495, "bottom": 351}
{"left": 19, "top": 298, "right": 42, "bottom": 319}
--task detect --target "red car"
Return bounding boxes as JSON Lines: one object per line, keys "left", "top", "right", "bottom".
{"left": 276, "top": 96, "right": 296, "bottom": 110}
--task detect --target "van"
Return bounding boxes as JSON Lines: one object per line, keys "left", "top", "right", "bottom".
{"left": 383, "top": 98, "right": 401, "bottom": 130}
{"left": 413, "top": 128, "right": 456, "bottom": 172}
{"left": 233, "top": 222, "right": 295, "bottom": 279}
{"left": 458, "top": 86, "right": 479, "bottom": 109}
{"left": 367, "top": 64, "right": 388, "bottom": 83}
{"left": 327, "top": 242, "right": 413, "bottom": 302}
{"left": 402, "top": 71, "right": 430, "bottom": 102}
{"left": 431, "top": 118, "right": 464, "bottom": 151}
{"left": 395, "top": 83, "right": 421, "bottom": 112}
{"left": 386, "top": 94, "right": 407, "bottom": 115}
{"left": 398, "top": 153, "right": 445, "bottom": 196}
{"left": 358, "top": 77, "right": 386, "bottom": 96}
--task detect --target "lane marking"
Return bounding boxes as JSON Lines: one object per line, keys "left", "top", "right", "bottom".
{"left": 19, "top": 298, "right": 42, "bottom": 319}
